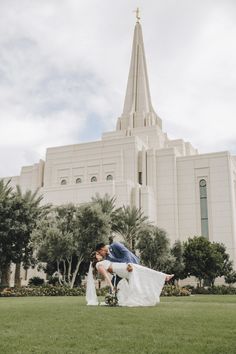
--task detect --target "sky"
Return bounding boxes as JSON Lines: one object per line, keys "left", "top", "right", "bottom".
{"left": 0, "top": 0, "right": 236, "bottom": 177}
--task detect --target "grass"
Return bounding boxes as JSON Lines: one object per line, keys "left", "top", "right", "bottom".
{"left": 0, "top": 295, "right": 236, "bottom": 354}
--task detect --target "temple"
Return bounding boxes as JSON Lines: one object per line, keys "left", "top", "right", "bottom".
{"left": 3, "top": 19, "right": 236, "bottom": 284}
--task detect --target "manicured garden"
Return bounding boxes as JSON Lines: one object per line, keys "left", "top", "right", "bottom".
{"left": 0, "top": 295, "right": 236, "bottom": 354}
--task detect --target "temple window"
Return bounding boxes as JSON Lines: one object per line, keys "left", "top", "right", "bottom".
{"left": 91, "top": 176, "right": 97, "bottom": 182}
{"left": 199, "top": 179, "right": 209, "bottom": 238}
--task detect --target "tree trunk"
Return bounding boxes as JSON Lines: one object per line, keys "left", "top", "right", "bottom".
{"left": 70, "top": 256, "right": 83, "bottom": 289}
{"left": 57, "top": 260, "right": 60, "bottom": 273}
{"left": 14, "top": 262, "right": 22, "bottom": 287}
{"left": 62, "top": 260, "right": 66, "bottom": 283}
{"left": 67, "top": 257, "right": 72, "bottom": 283}
{"left": 56, "top": 260, "right": 63, "bottom": 285}
{"left": 0, "top": 263, "right": 11, "bottom": 287}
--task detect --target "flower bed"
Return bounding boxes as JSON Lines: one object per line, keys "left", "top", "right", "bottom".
{"left": 0, "top": 285, "right": 110, "bottom": 297}
{"left": 161, "top": 285, "right": 191, "bottom": 296}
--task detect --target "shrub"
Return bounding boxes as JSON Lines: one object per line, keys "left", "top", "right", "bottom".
{"left": 28, "top": 277, "right": 45, "bottom": 286}
{"left": 47, "top": 276, "right": 60, "bottom": 286}
{"left": 191, "top": 285, "right": 236, "bottom": 295}
{"left": 161, "top": 285, "right": 191, "bottom": 296}
{"left": 0, "top": 285, "right": 111, "bottom": 297}
{"left": 225, "top": 271, "right": 236, "bottom": 285}
{"left": 0, "top": 285, "right": 85, "bottom": 297}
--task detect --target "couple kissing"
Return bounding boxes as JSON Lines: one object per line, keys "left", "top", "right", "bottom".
{"left": 86, "top": 241, "right": 174, "bottom": 307}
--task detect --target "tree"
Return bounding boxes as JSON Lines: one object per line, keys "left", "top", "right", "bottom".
{"left": 91, "top": 193, "right": 116, "bottom": 243}
{"left": 0, "top": 180, "right": 49, "bottom": 287}
{"left": 170, "top": 240, "right": 185, "bottom": 285}
{"left": 183, "top": 236, "right": 212, "bottom": 286}
{"left": 112, "top": 205, "right": 149, "bottom": 251}
{"left": 137, "top": 225, "right": 174, "bottom": 273}
{"left": 206, "top": 242, "right": 233, "bottom": 286}
{"left": 0, "top": 179, "right": 13, "bottom": 286}
{"left": 225, "top": 271, "right": 236, "bottom": 285}
{"left": 33, "top": 203, "right": 110, "bottom": 288}
{"left": 183, "top": 236, "right": 233, "bottom": 287}
{"left": 72, "top": 203, "right": 110, "bottom": 287}
{"left": 33, "top": 219, "right": 75, "bottom": 285}
{"left": 91, "top": 193, "right": 116, "bottom": 215}
{"left": 10, "top": 186, "right": 49, "bottom": 287}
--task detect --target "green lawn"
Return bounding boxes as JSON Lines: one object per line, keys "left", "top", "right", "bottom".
{"left": 0, "top": 296, "right": 236, "bottom": 354}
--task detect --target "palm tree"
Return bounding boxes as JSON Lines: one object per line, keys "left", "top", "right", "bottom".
{"left": 0, "top": 179, "right": 13, "bottom": 286}
{"left": 112, "top": 205, "right": 149, "bottom": 251}
{"left": 91, "top": 194, "right": 117, "bottom": 242}
{"left": 0, "top": 179, "right": 12, "bottom": 199}
{"left": 91, "top": 193, "right": 116, "bottom": 215}
{"left": 13, "top": 186, "right": 49, "bottom": 287}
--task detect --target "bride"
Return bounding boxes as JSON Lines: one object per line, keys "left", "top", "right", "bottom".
{"left": 86, "top": 252, "right": 174, "bottom": 307}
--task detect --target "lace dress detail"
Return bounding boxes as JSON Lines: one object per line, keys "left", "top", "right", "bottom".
{"left": 95, "top": 260, "right": 111, "bottom": 270}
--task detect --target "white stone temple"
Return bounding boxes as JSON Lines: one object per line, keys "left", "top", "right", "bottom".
{"left": 3, "top": 18, "right": 236, "bottom": 277}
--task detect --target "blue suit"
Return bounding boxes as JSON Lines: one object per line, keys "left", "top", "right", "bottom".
{"left": 106, "top": 242, "right": 139, "bottom": 288}
{"left": 106, "top": 242, "right": 140, "bottom": 264}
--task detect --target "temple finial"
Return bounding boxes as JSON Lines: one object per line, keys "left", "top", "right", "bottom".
{"left": 134, "top": 7, "right": 141, "bottom": 23}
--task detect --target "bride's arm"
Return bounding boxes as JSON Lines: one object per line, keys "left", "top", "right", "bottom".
{"left": 97, "top": 265, "right": 114, "bottom": 292}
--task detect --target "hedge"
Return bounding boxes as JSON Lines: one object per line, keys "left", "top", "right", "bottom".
{"left": 0, "top": 284, "right": 191, "bottom": 297}
{"left": 1, "top": 284, "right": 235, "bottom": 298}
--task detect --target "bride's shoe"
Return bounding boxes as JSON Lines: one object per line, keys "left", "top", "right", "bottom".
{"left": 127, "top": 264, "right": 133, "bottom": 272}
{"left": 165, "top": 274, "right": 174, "bottom": 282}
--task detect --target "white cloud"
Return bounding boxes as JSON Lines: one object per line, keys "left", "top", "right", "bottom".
{"left": 0, "top": 0, "right": 236, "bottom": 177}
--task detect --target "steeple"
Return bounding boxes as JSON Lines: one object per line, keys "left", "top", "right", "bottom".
{"left": 116, "top": 18, "right": 162, "bottom": 132}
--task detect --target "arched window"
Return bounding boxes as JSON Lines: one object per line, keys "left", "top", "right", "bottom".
{"left": 91, "top": 176, "right": 97, "bottom": 182}
{"left": 106, "top": 174, "right": 113, "bottom": 181}
{"left": 76, "top": 178, "right": 82, "bottom": 184}
{"left": 61, "top": 179, "right": 67, "bottom": 185}
{"left": 199, "top": 179, "right": 209, "bottom": 238}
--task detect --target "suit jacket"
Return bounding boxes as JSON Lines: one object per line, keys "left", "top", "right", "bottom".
{"left": 106, "top": 242, "right": 140, "bottom": 264}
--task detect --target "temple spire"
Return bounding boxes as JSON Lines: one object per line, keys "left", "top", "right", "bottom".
{"left": 116, "top": 19, "right": 162, "bottom": 131}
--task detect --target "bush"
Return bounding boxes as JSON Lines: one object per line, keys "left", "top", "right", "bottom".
{"left": 47, "top": 276, "right": 60, "bottom": 286}
{"left": 225, "top": 271, "right": 236, "bottom": 285}
{"left": 2, "top": 284, "right": 234, "bottom": 298}
{"left": 191, "top": 285, "right": 236, "bottom": 295}
{"left": 161, "top": 285, "right": 191, "bottom": 296}
{"left": 0, "top": 285, "right": 111, "bottom": 297}
{"left": 0, "top": 285, "right": 85, "bottom": 297}
{"left": 184, "top": 284, "right": 195, "bottom": 291}
{"left": 28, "top": 277, "right": 45, "bottom": 286}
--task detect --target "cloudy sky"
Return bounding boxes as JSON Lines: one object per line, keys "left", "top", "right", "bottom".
{"left": 0, "top": 0, "right": 236, "bottom": 177}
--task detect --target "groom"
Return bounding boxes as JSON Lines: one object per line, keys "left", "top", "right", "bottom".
{"left": 95, "top": 241, "right": 140, "bottom": 287}
{"left": 95, "top": 241, "right": 140, "bottom": 264}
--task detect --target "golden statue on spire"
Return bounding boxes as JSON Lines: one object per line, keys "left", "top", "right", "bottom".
{"left": 134, "top": 7, "right": 141, "bottom": 22}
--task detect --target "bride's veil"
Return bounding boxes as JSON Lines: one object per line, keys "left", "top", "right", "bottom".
{"left": 85, "top": 262, "right": 98, "bottom": 306}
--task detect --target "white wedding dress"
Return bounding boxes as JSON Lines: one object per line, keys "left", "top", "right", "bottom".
{"left": 95, "top": 260, "right": 166, "bottom": 307}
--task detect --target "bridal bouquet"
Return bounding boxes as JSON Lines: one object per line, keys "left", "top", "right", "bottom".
{"left": 104, "top": 292, "right": 118, "bottom": 306}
